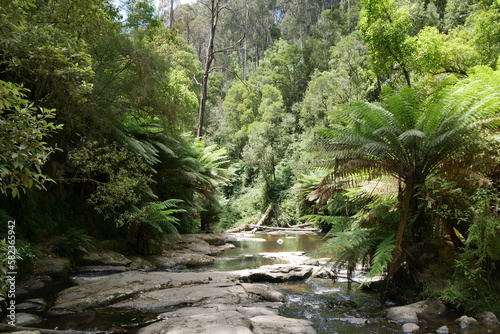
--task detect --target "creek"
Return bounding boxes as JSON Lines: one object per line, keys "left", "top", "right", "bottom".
{"left": 10, "top": 233, "right": 489, "bottom": 333}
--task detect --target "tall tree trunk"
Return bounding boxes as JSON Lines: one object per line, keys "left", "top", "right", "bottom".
{"left": 169, "top": 0, "right": 174, "bottom": 29}
{"left": 197, "top": 0, "right": 219, "bottom": 138}
{"left": 384, "top": 176, "right": 413, "bottom": 299}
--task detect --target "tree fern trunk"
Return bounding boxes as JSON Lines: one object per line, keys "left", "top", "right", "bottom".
{"left": 384, "top": 175, "right": 413, "bottom": 299}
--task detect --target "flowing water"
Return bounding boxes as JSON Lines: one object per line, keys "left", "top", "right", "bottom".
{"left": 9, "top": 233, "right": 495, "bottom": 333}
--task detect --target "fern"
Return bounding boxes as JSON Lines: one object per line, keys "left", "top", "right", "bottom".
{"left": 367, "top": 234, "right": 396, "bottom": 278}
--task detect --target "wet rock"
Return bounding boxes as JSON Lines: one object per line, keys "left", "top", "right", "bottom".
{"left": 10, "top": 313, "right": 43, "bottom": 326}
{"left": 478, "top": 311, "right": 499, "bottom": 324}
{"left": 51, "top": 271, "right": 236, "bottom": 312}
{"left": 110, "top": 282, "right": 283, "bottom": 311}
{"left": 327, "top": 318, "right": 368, "bottom": 325}
{"left": 81, "top": 250, "right": 132, "bottom": 266}
{"left": 16, "top": 298, "right": 47, "bottom": 312}
{"left": 33, "top": 257, "right": 71, "bottom": 277}
{"left": 406, "top": 299, "right": 446, "bottom": 315}
{"left": 455, "top": 315, "right": 479, "bottom": 329}
{"left": 237, "top": 264, "right": 314, "bottom": 282}
{"left": 128, "top": 256, "right": 154, "bottom": 271}
{"left": 77, "top": 265, "right": 128, "bottom": 274}
{"left": 436, "top": 325, "right": 449, "bottom": 333}
{"left": 139, "top": 310, "right": 254, "bottom": 334}
{"left": 386, "top": 306, "right": 418, "bottom": 323}
{"left": 239, "top": 282, "right": 285, "bottom": 302}
{"left": 402, "top": 323, "right": 420, "bottom": 332}
{"left": 250, "top": 315, "right": 316, "bottom": 334}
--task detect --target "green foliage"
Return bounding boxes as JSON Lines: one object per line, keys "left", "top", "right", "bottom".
{"left": 68, "top": 139, "right": 153, "bottom": 227}
{"left": 53, "top": 228, "right": 95, "bottom": 258}
{"left": 0, "top": 81, "right": 63, "bottom": 198}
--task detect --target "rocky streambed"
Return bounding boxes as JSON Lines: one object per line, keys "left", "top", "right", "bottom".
{"left": 3, "top": 233, "right": 500, "bottom": 334}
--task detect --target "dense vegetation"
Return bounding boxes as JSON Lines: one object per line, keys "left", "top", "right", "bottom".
{"left": 1, "top": 0, "right": 500, "bottom": 314}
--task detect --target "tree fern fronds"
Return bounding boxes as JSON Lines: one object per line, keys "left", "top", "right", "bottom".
{"left": 367, "top": 234, "right": 396, "bottom": 278}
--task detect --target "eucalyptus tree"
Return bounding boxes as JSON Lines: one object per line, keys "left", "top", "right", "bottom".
{"left": 316, "top": 71, "right": 500, "bottom": 293}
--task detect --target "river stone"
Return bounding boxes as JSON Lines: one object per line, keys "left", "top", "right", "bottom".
{"left": 250, "top": 315, "right": 316, "bottom": 334}
{"left": 16, "top": 298, "right": 47, "bottom": 312}
{"left": 81, "top": 250, "right": 132, "bottom": 266}
{"left": 455, "top": 315, "right": 479, "bottom": 329}
{"left": 128, "top": 256, "right": 154, "bottom": 271}
{"left": 11, "top": 313, "right": 43, "bottom": 326}
{"left": 478, "top": 311, "right": 499, "bottom": 324}
{"left": 237, "top": 264, "right": 314, "bottom": 282}
{"left": 436, "top": 325, "right": 449, "bottom": 333}
{"left": 33, "top": 257, "right": 71, "bottom": 277}
{"left": 386, "top": 306, "right": 419, "bottom": 323}
{"left": 51, "top": 271, "right": 237, "bottom": 312}
{"left": 138, "top": 310, "right": 254, "bottom": 334}
{"left": 406, "top": 299, "right": 446, "bottom": 315}
{"left": 402, "top": 322, "right": 420, "bottom": 332}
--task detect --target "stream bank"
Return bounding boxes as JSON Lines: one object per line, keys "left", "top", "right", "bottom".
{"left": 3, "top": 233, "right": 499, "bottom": 333}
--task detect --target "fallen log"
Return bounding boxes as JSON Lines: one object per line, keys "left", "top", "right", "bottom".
{"left": 248, "top": 224, "right": 321, "bottom": 232}
{"left": 250, "top": 205, "right": 273, "bottom": 233}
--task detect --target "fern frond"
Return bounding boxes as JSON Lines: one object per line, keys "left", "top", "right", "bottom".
{"left": 367, "top": 234, "right": 396, "bottom": 277}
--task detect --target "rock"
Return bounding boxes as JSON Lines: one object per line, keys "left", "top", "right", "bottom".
{"left": 81, "top": 250, "right": 132, "bottom": 266}
{"left": 77, "top": 265, "right": 128, "bottom": 274}
{"left": 51, "top": 271, "right": 237, "bottom": 312}
{"left": 478, "top": 311, "right": 499, "bottom": 324}
{"left": 386, "top": 306, "right": 419, "bottom": 323}
{"left": 455, "top": 315, "right": 479, "bottom": 329}
{"left": 16, "top": 298, "right": 47, "bottom": 312}
{"left": 138, "top": 310, "right": 254, "bottom": 334}
{"left": 327, "top": 318, "right": 368, "bottom": 325}
{"left": 8, "top": 313, "right": 43, "bottom": 326}
{"left": 128, "top": 256, "right": 154, "bottom": 271}
{"left": 406, "top": 299, "right": 446, "bottom": 315}
{"left": 250, "top": 315, "right": 316, "bottom": 334}
{"left": 33, "top": 257, "right": 71, "bottom": 277}
{"left": 110, "top": 282, "right": 283, "bottom": 311}
{"left": 239, "top": 282, "right": 285, "bottom": 302}
{"left": 402, "top": 323, "right": 420, "bottom": 332}
{"left": 436, "top": 325, "right": 449, "bottom": 333}
{"left": 237, "top": 264, "right": 314, "bottom": 282}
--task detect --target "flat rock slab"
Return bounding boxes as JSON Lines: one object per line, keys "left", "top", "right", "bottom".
{"left": 110, "top": 282, "right": 284, "bottom": 311}
{"left": 51, "top": 271, "right": 238, "bottom": 313}
{"left": 139, "top": 310, "right": 316, "bottom": 334}
{"left": 236, "top": 264, "right": 314, "bottom": 282}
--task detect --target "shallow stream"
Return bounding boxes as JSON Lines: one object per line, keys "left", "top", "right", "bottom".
{"left": 11, "top": 233, "right": 494, "bottom": 333}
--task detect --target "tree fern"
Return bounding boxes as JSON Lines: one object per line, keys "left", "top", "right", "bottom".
{"left": 367, "top": 234, "right": 396, "bottom": 278}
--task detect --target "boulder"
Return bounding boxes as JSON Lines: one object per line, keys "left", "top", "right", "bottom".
{"left": 386, "top": 306, "right": 419, "bottom": 323}
{"left": 237, "top": 264, "right": 314, "bottom": 282}
{"left": 81, "top": 250, "right": 132, "bottom": 266}
{"left": 478, "top": 311, "right": 499, "bottom": 324}
{"left": 402, "top": 323, "right": 420, "bottom": 332}
{"left": 250, "top": 315, "right": 316, "bottom": 334}
{"left": 109, "top": 282, "right": 283, "bottom": 311}
{"left": 455, "top": 315, "right": 479, "bottom": 329}
{"left": 51, "top": 271, "right": 236, "bottom": 313}
{"left": 16, "top": 298, "right": 47, "bottom": 312}
{"left": 405, "top": 299, "right": 446, "bottom": 315}
{"left": 436, "top": 325, "right": 449, "bottom": 333}
{"left": 8, "top": 313, "right": 43, "bottom": 326}
{"left": 33, "top": 257, "right": 71, "bottom": 277}
{"left": 138, "top": 310, "right": 254, "bottom": 334}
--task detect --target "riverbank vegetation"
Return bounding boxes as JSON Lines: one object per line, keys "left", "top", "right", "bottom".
{"left": 1, "top": 0, "right": 499, "bottom": 315}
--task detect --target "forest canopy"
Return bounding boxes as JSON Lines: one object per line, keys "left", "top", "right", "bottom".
{"left": 1, "top": 0, "right": 500, "bottom": 311}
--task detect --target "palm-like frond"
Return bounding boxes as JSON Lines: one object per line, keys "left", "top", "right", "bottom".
{"left": 135, "top": 199, "right": 186, "bottom": 236}
{"left": 367, "top": 234, "right": 396, "bottom": 278}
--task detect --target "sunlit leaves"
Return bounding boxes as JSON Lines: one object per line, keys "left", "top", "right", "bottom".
{"left": 0, "top": 81, "right": 62, "bottom": 198}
